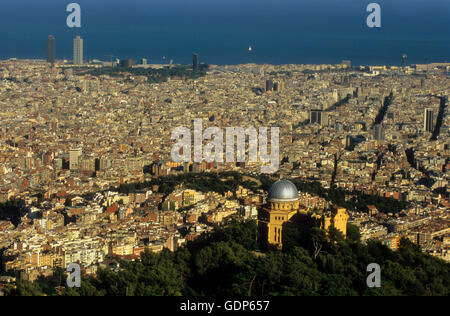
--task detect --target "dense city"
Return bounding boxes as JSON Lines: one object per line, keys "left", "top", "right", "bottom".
{"left": 0, "top": 52, "right": 449, "bottom": 295}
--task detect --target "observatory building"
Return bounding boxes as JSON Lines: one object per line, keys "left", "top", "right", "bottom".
{"left": 258, "top": 179, "right": 349, "bottom": 250}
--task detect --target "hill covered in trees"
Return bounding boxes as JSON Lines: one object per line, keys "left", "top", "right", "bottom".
{"left": 5, "top": 218, "right": 450, "bottom": 296}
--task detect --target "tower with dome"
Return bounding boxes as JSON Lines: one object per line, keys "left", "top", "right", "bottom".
{"left": 258, "top": 179, "right": 349, "bottom": 250}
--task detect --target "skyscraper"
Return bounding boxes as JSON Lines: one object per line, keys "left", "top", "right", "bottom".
{"left": 310, "top": 110, "right": 327, "bottom": 126}
{"left": 266, "top": 79, "right": 274, "bottom": 92}
{"left": 401, "top": 54, "right": 408, "bottom": 68}
{"left": 374, "top": 124, "right": 385, "bottom": 141}
{"left": 424, "top": 108, "right": 434, "bottom": 133}
{"left": 47, "top": 35, "right": 55, "bottom": 65}
{"left": 193, "top": 53, "right": 199, "bottom": 71}
{"left": 73, "top": 36, "right": 83, "bottom": 65}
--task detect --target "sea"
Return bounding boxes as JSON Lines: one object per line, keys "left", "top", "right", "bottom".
{"left": 0, "top": 0, "right": 449, "bottom": 66}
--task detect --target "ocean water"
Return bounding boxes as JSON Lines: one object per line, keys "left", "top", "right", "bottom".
{"left": 0, "top": 0, "right": 449, "bottom": 65}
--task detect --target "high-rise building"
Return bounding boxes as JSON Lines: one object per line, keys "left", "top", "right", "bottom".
{"left": 47, "top": 35, "right": 56, "bottom": 65}
{"left": 401, "top": 54, "right": 408, "bottom": 68}
{"left": 193, "top": 53, "right": 199, "bottom": 71}
{"left": 70, "top": 147, "right": 82, "bottom": 171}
{"left": 310, "top": 110, "right": 326, "bottom": 126}
{"left": 73, "top": 36, "right": 83, "bottom": 65}
{"left": 345, "top": 135, "right": 354, "bottom": 149}
{"left": 374, "top": 124, "right": 385, "bottom": 141}
{"left": 273, "top": 82, "right": 283, "bottom": 92}
{"left": 266, "top": 79, "right": 274, "bottom": 92}
{"left": 424, "top": 108, "right": 434, "bottom": 133}
{"left": 277, "top": 82, "right": 284, "bottom": 92}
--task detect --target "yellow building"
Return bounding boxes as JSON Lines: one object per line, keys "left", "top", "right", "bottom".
{"left": 183, "top": 190, "right": 196, "bottom": 207}
{"left": 258, "top": 179, "right": 349, "bottom": 250}
{"left": 314, "top": 208, "right": 349, "bottom": 238}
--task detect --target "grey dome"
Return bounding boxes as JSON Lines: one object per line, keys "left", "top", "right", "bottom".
{"left": 268, "top": 179, "right": 299, "bottom": 202}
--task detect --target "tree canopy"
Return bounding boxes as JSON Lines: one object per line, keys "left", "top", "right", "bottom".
{"left": 5, "top": 220, "right": 449, "bottom": 296}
